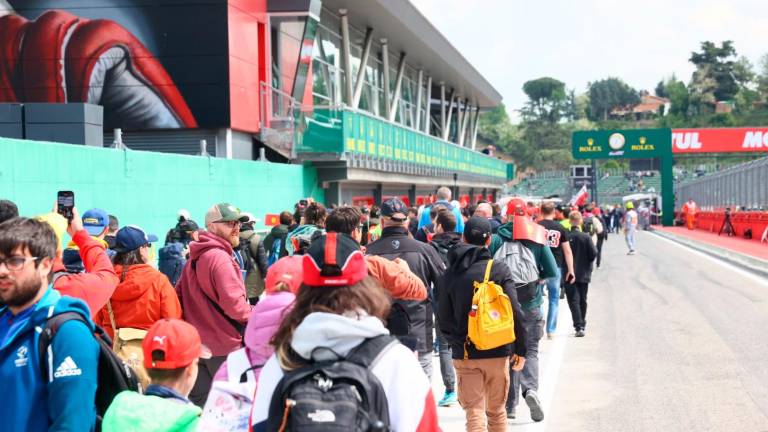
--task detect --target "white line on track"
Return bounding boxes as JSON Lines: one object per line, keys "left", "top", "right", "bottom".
{"left": 651, "top": 232, "right": 768, "bottom": 287}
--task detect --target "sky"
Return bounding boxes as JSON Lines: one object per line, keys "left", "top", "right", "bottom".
{"left": 411, "top": 0, "right": 768, "bottom": 121}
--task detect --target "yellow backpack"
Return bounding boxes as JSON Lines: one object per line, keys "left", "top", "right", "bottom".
{"left": 466, "top": 260, "right": 516, "bottom": 357}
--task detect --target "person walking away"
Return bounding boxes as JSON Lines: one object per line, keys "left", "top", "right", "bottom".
{"left": 158, "top": 218, "right": 199, "bottom": 286}
{"left": 102, "top": 319, "right": 206, "bottom": 432}
{"left": 435, "top": 217, "right": 527, "bottom": 431}
{"left": 237, "top": 213, "right": 268, "bottom": 304}
{"left": 682, "top": 198, "right": 698, "bottom": 230}
{"left": 624, "top": 202, "right": 639, "bottom": 255}
{"left": 62, "top": 207, "right": 114, "bottom": 273}
{"left": 201, "top": 256, "right": 301, "bottom": 430}
{"left": 285, "top": 202, "right": 326, "bottom": 256}
{"left": 0, "top": 199, "right": 18, "bottom": 224}
{"left": 37, "top": 207, "right": 119, "bottom": 316}
{"left": 175, "top": 202, "right": 252, "bottom": 406}
{"left": 415, "top": 204, "right": 446, "bottom": 243}
{"left": 250, "top": 233, "right": 439, "bottom": 431}
{"left": 538, "top": 202, "right": 575, "bottom": 339}
{"left": 564, "top": 212, "right": 597, "bottom": 337}
{"left": 592, "top": 207, "right": 609, "bottom": 268}
{"left": 366, "top": 198, "right": 445, "bottom": 379}
{"left": 94, "top": 225, "right": 182, "bottom": 387}
{"left": 418, "top": 186, "right": 465, "bottom": 233}
{"left": 489, "top": 198, "right": 557, "bottom": 422}
{"left": 0, "top": 217, "right": 100, "bottom": 431}
{"left": 429, "top": 209, "right": 462, "bottom": 407}
{"left": 474, "top": 202, "right": 502, "bottom": 233}
{"left": 263, "top": 211, "right": 292, "bottom": 266}
{"left": 105, "top": 214, "right": 119, "bottom": 250}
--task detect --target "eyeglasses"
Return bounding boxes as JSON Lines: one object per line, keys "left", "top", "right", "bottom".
{"left": 215, "top": 220, "right": 239, "bottom": 228}
{"left": 0, "top": 256, "right": 41, "bottom": 271}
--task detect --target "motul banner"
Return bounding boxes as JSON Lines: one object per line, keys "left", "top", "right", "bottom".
{"left": 672, "top": 128, "right": 768, "bottom": 153}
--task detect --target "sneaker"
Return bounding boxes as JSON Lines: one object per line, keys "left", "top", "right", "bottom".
{"left": 627, "top": 250, "right": 636, "bottom": 255}
{"left": 506, "top": 407, "right": 516, "bottom": 419}
{"left": 525, "top": 390, "right": 544, "bottom": 422}
{"left": 438, "top": 391, "right": 458, "bottom": 407}
{"left": 546, "top": 333, "right": 553, "bottom": 340}
{"left": 575, "top": 329, "right": 585, "bottom": 337}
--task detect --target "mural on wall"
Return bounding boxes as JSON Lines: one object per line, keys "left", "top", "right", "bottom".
{"left": 0, "top": 0, "right": 231, "bottom": 130}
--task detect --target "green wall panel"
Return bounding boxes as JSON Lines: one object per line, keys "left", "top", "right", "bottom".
{"left": 0, "top": 138, "right": 321, "bottom": 242}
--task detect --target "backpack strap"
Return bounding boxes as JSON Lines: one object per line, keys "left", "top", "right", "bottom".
{"left": 189, "top": 256, "right": 247, "bottom": 338}
{"left": 38, "top": 311, "right": 89, "bottom": 383}
{"left": 483, "top": 259, "right": 494, "bottom": 284}
{"left": 226, "top": 348, "right": 256, "bottom": 384}
{"left": 345, "top": 334, "right": 399, "bottom": 370}
{"left": 51, "top": 270, "right": 70, "bottom": 286}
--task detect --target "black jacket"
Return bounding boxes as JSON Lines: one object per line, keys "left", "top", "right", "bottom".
{"left": 568, "top": 228, "right": 597, "bottom": 283}
{"left": 366, "top": 226, "right": 446, "bottom": 353}
{"left": 435, "top": 244, "right": 527, "bottom": 360}
{"left": 430, "top": 232, "right": 463, "bottom": 266}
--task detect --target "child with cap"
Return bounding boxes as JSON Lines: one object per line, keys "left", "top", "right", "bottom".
{"left": 101, "top": 319, "right": 207, "bottom": 432}
{"left": 200, "top": 255, "right": 302, "bottom": 430}
{"left": 250, "top": 233, "right": 439, "bottom": 432}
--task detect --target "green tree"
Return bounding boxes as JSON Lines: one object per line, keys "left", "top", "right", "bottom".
{"left": 520, "top": 77, "right": 567, "bottom": 123}
{"left": 655, "top": 80, "right": 668, "bottom": 98}
{"left": 587, "top": 78, "right": 640, "bottom": 121}
{"left": 688, "top": 41, "right": 752, "bottom": 111}
{"left": 757, "top": 53, "right": 768, "bottom": 101}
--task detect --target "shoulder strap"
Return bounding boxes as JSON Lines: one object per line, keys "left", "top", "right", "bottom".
{"left": 483, "top": 259, "right": 494, "bottom": 283}
{"left": 226, "top": 348, "right": 255, "bottom": 384}
{"left": 51, "top": 270, "right": 69, "bottom": 286}
{"left": 345, "top": 334, "right": 399, "bottom": 370}
{"left": 38, "top": 312, "right": 90, "bottom": 383}
{"left": 189, "top": 255, "right": 246, "bottom": 336}
{"left": 105, "top": 300, "right": 118, "bottom": 338}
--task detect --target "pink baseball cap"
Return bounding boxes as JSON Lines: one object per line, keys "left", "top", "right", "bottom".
{"left": 265, "top": 256, "right": 304, "bottom": 294}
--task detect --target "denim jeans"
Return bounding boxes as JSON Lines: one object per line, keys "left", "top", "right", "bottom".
{"left": 544, "top": 267, "right": 561, "bottom": 334}
{"left": 435, "top": 326, "right": 456, "bottom": 392}
{"left": 508, "top": 307, "right": 544, "bottom": 409}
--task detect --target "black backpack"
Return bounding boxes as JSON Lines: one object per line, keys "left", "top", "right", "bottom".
{"left": 158, "top": 242, "right": 186, "bottom": 286}
{"left": 267, "top": 335, "right": 397, "bottom": 432}
{"left": 38, "top": 312, "right": 141, "bottom": 431}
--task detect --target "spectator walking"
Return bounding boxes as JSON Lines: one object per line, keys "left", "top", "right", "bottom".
{"left": 418, "top": 186, "right": 465, "bottom": 233}
{"left": 237, "top": 213, "right": 268, "bottom": 304}
{"left": 366, "top": 198, "right": 445, "bottom": 379}
{"left": 565, "top": 212, "right": 597, "bottom": 337}
{"left": 0, "top": 199, "right": 18, "bottom": 224}
{"left": 436, "top": 216, "right": 527, "bottom": 431}
{"left": 415, "top": 203, "right": 445, "bottom": 243}
{"left": 624, "top": 202, "right": 638, "bottom": 255}
{"left": 538, "top": 202, "right": 575, "bottom": 339}
{"left": 37, "top": 207, "right": 119, "bottom": 316}
{"left": 175, "top": 202, "right": 252, "bottom": 406}
{"left": 285, "top": 202, "right": 326, "bottom": 256}
{"left": 263, "top": 211, "right": 292, "bottom": 264}
{"left": 105, "top": 215, "right": 119, "bottom": 250}
{"left": 62, "top": 207, "right": 114, "bottom": 273}
{"left": 429, "top": 209, "right": 462, "bottom": 407}
{"left": 95, "top": 225, "right": 181, "bottom": 340}
{"left": 490, "top": 198, "right": 557, "bottom": 422}
{"left": 0, "top": 217, "right": 99, "bottom": 431}
{"left": 474, "top": 202, "right": 501, "bottom": 233}
{"left": 102, "top": 319, "right": 205, "bottom": 432}
{"left": 250, "top": 233, "right": 439, "bottom": 431}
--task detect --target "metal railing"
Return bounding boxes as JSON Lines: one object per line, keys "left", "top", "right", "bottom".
{"left": 675, "top": 156, "right": 768, "bottom": 210}
{"left": 260, "top": 82, "right": 299, "bottom": 159}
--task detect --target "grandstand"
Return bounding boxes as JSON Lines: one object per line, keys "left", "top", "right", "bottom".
{"left": 511, "top": 169, "right": 664, "bottom": 204}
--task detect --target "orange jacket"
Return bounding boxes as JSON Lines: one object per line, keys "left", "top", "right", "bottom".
{"left": 365, "top": 255, "right": 427, "bottom": 301}
{"left": 52, "top": 229, "right": 119, "bottom": 317}
{"left": 95, "top": 264, "right": 182, "bottom": 339}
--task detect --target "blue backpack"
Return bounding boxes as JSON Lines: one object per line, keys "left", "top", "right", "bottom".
{"left": 267, "top": 237, "right": 283, "bottom": 267}
{"left": 158, "top": 242, "right": 186, "bottom": 285}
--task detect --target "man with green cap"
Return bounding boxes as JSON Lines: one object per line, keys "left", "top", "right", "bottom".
{"left": 175, "top": 203, "right": 252, "bottom": 406}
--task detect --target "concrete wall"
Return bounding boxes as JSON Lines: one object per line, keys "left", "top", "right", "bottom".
{"left": 0, "top": 138, "right": 322, "bottom": 243}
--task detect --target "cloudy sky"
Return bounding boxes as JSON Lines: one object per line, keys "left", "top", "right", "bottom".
{"left": 411, "top": 0, "right": 768, "bottom": 121}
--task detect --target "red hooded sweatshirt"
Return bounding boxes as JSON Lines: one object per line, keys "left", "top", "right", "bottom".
{"left": 52, "top": 229, "right": 119, "bottom": 316}
{"left": 175, "top": 231, "right": 252, "bottom": 357}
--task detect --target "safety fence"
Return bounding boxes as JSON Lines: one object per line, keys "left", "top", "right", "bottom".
{"left": 688, "top": 211, "right": 768, "bottom": 241}
{"left": 675, "top": 157, "right": 768, "bottom": 210}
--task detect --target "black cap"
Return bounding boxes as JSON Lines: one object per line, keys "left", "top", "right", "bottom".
{"left": 380, "top": 198, "right": 408, "bottom": 221}
{"left": 303, "top": 233, "right": 368, "bottom": 286}
{"left": 464, "top": 216, "right": 492, "bottom": 246}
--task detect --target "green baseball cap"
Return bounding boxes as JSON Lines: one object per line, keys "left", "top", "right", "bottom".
{"left": 205, "top": 203, "right": 249, "bottom": 225}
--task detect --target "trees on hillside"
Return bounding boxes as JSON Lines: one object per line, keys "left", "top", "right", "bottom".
{"left": 520, "top": 77, "right": 567, "bottom": 123}
{"left": 587, "top": 78, "right": 640, "bottom": 121}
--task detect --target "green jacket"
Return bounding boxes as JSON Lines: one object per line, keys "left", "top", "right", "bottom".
{"left": 489, "top": 221, "right": 558, "bottom": 310}
{"left": 102, "top": 391, "right": 201, "bottom": 432}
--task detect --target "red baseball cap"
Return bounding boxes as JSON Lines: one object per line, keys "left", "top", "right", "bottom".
{"left": 266, "top": 256, "right": 304, "bottom": 294}
{"left": 506, "top": 198, "right": 527, "bottom": 217}
{"left": 142, "top": 319, "right": 209, "bottom": 369}
{"left": 302, "top": 233, "right": 368, "bottom": 287}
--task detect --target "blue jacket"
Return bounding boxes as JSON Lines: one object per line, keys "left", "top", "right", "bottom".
{"left": 418, "top": 200, "right": 465, "bottom": 234}
{"left": 0, "top": 287, "right": 99, "bottom": 431}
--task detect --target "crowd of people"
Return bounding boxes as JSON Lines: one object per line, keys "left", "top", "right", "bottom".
{"left": 0, "top": 190, "right": 640, "bottom": 431}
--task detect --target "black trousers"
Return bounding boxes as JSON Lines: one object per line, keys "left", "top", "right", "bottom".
{"left": 596, "top": 236, "right": 604, "bottom": 267}
{"left": 189, "top": 355, "right": 226, "bottom": 407}
{"left": 565, "top": 282, "right": 589, "bottom": 331}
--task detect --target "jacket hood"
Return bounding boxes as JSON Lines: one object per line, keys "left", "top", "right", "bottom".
{"left": 270, "top": 224, "right": 289, "bottom": 236}
{"left": 102, "top": 391, "right": 200, "bottom": 432}
{"left": 188, "top": 231, "right": 233, "bottom": 261}
{"left": 447, "top": 244, "right": 491, "bottom": 273}
{"left": 111, "top": 264, "right": 161, "bottom": 301}
{"left": 244, "top": 292, "right": 295, "bottom": 352}
{"left": 0, "top": 287, "right": 93, "bottom": 349}
{"left": 497, "top": 221, "right": 514, "bottom": 241}
{"left": 291, "top": 311, "right": 389, "bottom": 360}
{"left": 431, "top": 232, "right": 462, "bottom": 249}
